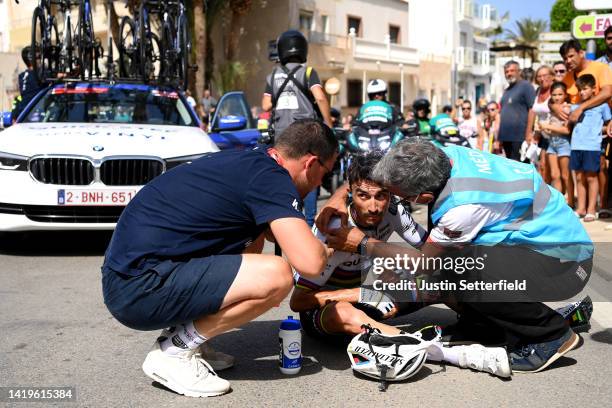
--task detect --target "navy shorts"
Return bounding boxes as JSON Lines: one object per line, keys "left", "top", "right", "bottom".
{"left": 102, "top": 255, "right": 242, "bottom": 331}
{"left": 570, "top": 150, "right": 600, "bottom": 172}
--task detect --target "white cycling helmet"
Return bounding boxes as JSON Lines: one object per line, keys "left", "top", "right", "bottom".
{"left": 347, "top": 325, "right": 429, "bottom": 391}
{"left": 367, "top": 79, "right": 387, "bottom": 95}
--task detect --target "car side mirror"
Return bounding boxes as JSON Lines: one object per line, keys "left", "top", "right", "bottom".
{"left": 215, "top": 115, "right": 247, "bottom": 132}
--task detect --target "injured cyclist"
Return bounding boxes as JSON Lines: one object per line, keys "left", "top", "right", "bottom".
{"left": 290, "top": 152, "right": 513, "bottom": 377}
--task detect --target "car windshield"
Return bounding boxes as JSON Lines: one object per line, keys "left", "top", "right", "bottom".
{"left": 22, "top": 83, "right": 196, "bottom": 126}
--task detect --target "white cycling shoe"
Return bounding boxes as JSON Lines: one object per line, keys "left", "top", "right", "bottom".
{"left": 142, "top": 341, "right": 231, "bottom": 398}
{"left": 457, "top": 344, "right": 512, "bottom": 378}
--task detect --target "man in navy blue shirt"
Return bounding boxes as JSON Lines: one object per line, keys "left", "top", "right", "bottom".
{"left": 498, "top": 60, "right": 536, "bottom": 161}
{"left": 102, "top": 119, "right": 337, "bottom": 397}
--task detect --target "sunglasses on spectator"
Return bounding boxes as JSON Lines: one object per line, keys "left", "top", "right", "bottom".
{"left": 488, "top": 108, "right": 497, "bottom": 112}
{"left": 554, "top": 69, "right": 566, "bottom": 74}
{"left": 462, "top": 107, "right": 471, "bottom": 111}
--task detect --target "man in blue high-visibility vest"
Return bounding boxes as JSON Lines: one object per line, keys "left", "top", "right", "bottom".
{"left": 319, "top": 138, "right": 593, "bottom": 374}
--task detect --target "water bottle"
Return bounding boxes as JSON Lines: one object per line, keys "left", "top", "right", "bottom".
{"left": 279, "top": 316, "right": 302, "bottom": 374}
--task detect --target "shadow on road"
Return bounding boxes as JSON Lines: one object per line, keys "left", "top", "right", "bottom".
{"left": 0, "top": 231, "right": 113, "bottom": 256}
{"left": 590, "top": 329, "right": 612, "bottom": 345}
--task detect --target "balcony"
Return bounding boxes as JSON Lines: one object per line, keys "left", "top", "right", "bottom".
{"left": 456, "top": 46, "right": 493, "bottom": 76}
{"left": 349, "top": 28, "right": 419, "bottom": 66}
{"left": 457, "top": 0, "right": 501, "bottom": 30}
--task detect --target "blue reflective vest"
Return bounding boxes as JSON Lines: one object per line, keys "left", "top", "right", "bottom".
{"left": 431, "top": 145, "right": 593, "bottom": 261}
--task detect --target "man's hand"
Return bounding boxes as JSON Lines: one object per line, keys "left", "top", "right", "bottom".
{"left": 326, "top": 226, "right": 365, "bottom": 253}
{"left": 315, "top": 183, "right": 349, "bottom": 233}
{"left": 607, "top": 121, "right": 612, "bottom": 137}
{"left": 568, "top": 106, "right": 583, "bottom": 124}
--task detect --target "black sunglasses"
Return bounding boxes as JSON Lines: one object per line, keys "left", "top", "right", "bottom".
{"left": 308, "top": 151, "right": 333, "bottom": 174}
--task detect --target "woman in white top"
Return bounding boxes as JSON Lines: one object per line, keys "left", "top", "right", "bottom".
{"left": 526, "top": 65, "right": 555, "bottom": 184}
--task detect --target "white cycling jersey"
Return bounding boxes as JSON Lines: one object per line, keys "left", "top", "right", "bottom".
{"left": 295, "top": 200, "right": 427, "bottom": 291}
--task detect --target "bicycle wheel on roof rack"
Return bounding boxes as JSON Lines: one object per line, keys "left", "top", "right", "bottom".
{"left": 159, "top": 16, "right": 175, "bottom": 83}
{"left": 177, "top": 13, "right": 191, "bottom": 91}
{"left": 118, "top": 16, "right": 136, "bottom": 78}
{"left": 78, "top": 0, "right": 95, "bottom": 79}
{"left": 31, "top": 7, "right": 46, "bottom": 80}
{"left": 138, "top": 2, "right": 154, "bottom": 82}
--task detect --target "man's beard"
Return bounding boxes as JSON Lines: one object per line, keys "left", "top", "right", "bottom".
{"left": 506, "top": 77, "right": 517, "bottom": 85}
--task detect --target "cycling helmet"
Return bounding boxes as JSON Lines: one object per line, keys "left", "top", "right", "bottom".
{"left": 412, "top": 98, "right": 430, "bottom": 114}
{"left": 347, "top": 325, "right": 430, "bottom": 391}
{"left": 21, "top": 46, "right": 32, "bottom": 66}
{"left": 277, "top": 30, "right": 308, "bottom": 64}
{"left": 367, "top": 79, "right": 387, "bottom": 97}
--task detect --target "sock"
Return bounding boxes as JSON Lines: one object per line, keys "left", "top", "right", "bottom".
{"left": 426, "top": 342, "right": 460, "bottom": 366}
{"left": 159, "top": 321, "right": 207, "bottom": 355}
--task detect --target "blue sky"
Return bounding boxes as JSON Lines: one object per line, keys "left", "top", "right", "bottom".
{"left": 486, "top": 0, "right": 557, "bottom": 31}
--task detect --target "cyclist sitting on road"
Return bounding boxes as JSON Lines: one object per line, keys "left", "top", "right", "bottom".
{"left": 291, "top": 151, "right": 516, "bottom": 377}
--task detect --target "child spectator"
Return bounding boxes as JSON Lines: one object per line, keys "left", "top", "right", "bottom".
{"left": 539, "top": 81, "right": 574, "bottom": 208}
{"left": 570, "top": 74, "right": 612, "bottom": 221}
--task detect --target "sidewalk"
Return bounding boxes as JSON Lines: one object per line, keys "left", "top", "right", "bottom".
{"left": 581, "top": 217, "right": 612, "bottom": 242}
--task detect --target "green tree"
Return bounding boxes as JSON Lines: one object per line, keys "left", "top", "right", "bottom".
{"left": 505, "top": 18, "right": 548, "bottom": 46}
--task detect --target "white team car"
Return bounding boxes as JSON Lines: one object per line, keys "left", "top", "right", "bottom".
{"left": 0, "top": 81, "right": 219, "bottom": 231}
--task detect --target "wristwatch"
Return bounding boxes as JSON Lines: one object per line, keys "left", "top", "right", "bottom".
{"left": 357, "top": 236, "right": 369, "bottom": 256}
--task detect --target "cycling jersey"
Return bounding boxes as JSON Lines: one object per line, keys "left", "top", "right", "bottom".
{"left": 295, "top": 200, "right": 426, "bottom": 291}
{"left": 429, "top": 114, "right": 457, "bottom": 133}
{"left": 357, "top": 100, "right": 394, "bottom": 124}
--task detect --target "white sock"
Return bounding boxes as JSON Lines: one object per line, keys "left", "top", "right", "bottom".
{"left": 159, "top": 322, "right": 207, "bottom": 355}
{"left": 426, "top": 342, "right": 460, "bottom": 366}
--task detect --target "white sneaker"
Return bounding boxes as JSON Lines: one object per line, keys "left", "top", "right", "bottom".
{"left": 458, "top": 344, "right": 512, "bottom": 378}
{"left": 159, "top": 328, "right": 235, "bottom": 371}
{"left": 199, "top": 342, "right": 235, "bottom": 371}
{"left": 142, "top": 341, "right": 231, "bottom": 397}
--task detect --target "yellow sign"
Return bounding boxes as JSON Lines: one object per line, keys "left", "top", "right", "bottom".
{"left": 572, "top": 14, "right": 612, "bottom": 39}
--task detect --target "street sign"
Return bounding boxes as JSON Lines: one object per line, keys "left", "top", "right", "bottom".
{"left": 572, "top": 14, "right": 612, "bottom": 39}
{"left": 574, "top": 0, "right": 612, "bottom": 11}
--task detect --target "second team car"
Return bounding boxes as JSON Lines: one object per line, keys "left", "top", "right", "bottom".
{"left": 0, "top": 81, "right": 219, "bottom": 231}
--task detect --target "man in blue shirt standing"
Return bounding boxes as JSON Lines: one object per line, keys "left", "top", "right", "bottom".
{"left": 102, "top": 120, "right": 337, "bottom": 397}
{"left": 498, "top": 60, "right": 536, "bottom": 161}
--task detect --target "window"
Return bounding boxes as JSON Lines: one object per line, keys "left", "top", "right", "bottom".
{"left": 321, "top": 15, "right": 329, "bottom": 34}
{"left": 299, "top": 10, "right": 313, "bottom": 34}
{"left": 389, "top": 25, "right": 400, "bottom": 44}
{"left": 389, "top": 82, "right": 401, "bottom": 107}
{"left": 460, "top": 32, "right": 467, "bottom": 47}
{"left": 347, "top": 80, "right": 363, "bottom": 107}
{"left": 348, "top": 16, "right": 361, "bottom": 37}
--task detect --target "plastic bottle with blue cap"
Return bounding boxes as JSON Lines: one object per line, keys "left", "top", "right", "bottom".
{"left": 279, "top": 316, "right": 302, "bottom": 374}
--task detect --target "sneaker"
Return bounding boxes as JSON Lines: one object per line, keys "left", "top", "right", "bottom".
{"left": 555, "top": 296, "right": 593, "bottom": 333}
{"left": 159, "top": 328, "right": 235, "bottom": 371}
{"left": 510, "top": 329, "right": 579, "bottom": 373}
{"left": 457, "top": 344, "right": 512, "bottom": 378}
{"left": 142, "top": 341, "right": 230, "bottom": 397}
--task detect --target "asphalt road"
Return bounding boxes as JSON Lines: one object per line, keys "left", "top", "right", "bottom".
{"left": 1, "top": 204, "right": 612, "bottom": 408}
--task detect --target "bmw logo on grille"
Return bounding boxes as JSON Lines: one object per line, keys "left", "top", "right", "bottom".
{"left": 92, "top": 145, "right": 104, "bottom": 152}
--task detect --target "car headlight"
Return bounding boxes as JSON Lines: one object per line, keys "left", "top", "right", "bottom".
{"left": 0, "top": 152, "right": 28, "bottom": 171}
{"left": 165, "top": 153, "right": 212, "bottom": 170}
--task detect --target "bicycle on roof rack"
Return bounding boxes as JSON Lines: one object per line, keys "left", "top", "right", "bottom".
{"left": 119, "top": 0, "right": 162, "bottom": 82}
{"left": 118, "top": 0, "right": 194, "bottom": 89}
{"left": 24, "top": 0, "right": 103, "bottom": 81}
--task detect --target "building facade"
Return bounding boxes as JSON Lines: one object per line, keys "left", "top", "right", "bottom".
{"left": 215, "top": 0, "right": 418, "bottom": 114}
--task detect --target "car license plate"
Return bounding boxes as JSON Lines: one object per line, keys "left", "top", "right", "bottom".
{"left": 57, "top": 189, "right": 139, "bottom": 206}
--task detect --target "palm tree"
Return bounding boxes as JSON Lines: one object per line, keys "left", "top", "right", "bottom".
{"left": 505, "top": 17, "right": 548, "bottom": 48}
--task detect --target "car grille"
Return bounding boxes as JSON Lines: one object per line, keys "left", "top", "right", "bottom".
{"left": 0, "top": 202, "right": 125, "bottom": 223}
{"left": 100, "top": 159, "right": 164, "bottom": 186}
{"left": 29, "top": 158, "right": 95, "bottom": 185}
